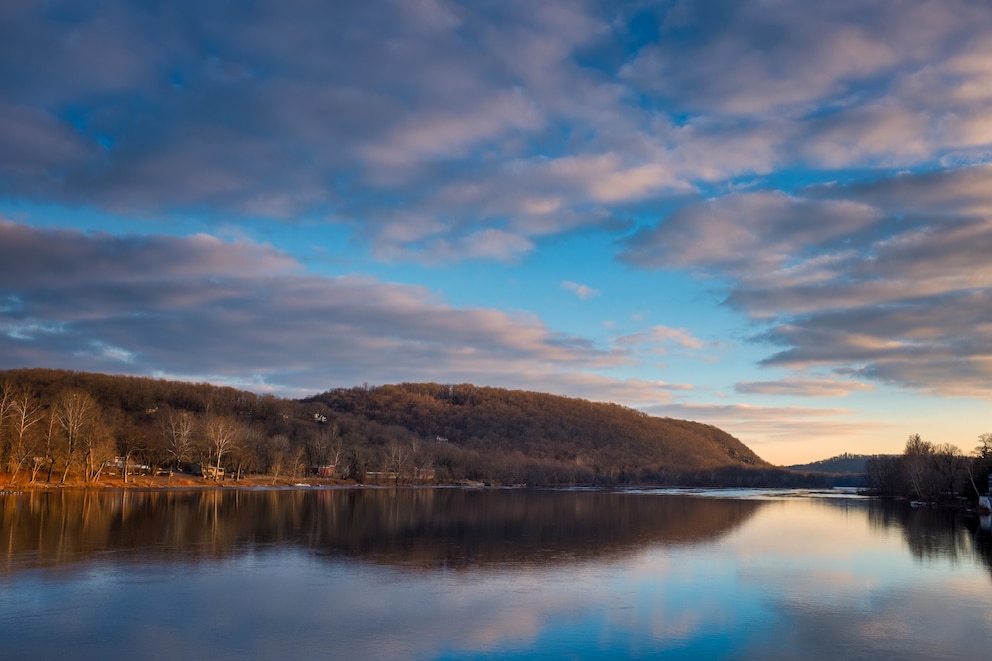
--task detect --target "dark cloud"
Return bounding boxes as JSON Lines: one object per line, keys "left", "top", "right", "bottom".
{"left": 621, "top": 0, "right": 984, "bottom": 116}
{"left": 0, "top": 220, "right": 661, "bottom": 397}
{"left": 623, "top": 166, "right": 992, "bottom": 396}
{"left": 4, "top": 0, "right": 992, "bottom": 412}
{"left": 4, "top": 0, "right": 992, "bottom": 262}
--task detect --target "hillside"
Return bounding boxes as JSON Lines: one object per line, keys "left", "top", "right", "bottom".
{"left": 306, "top": 383, "right": 768, "bottom": 480}
{"left": 0, "top": 369, "right": 826, "bottom": 487}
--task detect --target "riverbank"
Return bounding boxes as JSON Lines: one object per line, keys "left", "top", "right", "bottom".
{"left": 0, "top": 472, "right": 360, "bottom": 491}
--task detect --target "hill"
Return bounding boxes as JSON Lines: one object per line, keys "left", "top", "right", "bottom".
{"left": 305, "top": 383, "right": 768, "bottom": 481}
{"left": 787, "top": 452, "right": 883, "bottom": 487}
{"left": 788, "top": 453, "right": 875, "bottom": 475}
{"left": 0, "top": 369, "right": 827, "bottom": 487}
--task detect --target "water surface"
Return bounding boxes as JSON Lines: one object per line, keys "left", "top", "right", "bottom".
{"left": 1, "top": 488, "right": 990, "bottom": 659}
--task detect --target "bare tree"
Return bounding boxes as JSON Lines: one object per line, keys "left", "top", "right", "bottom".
{"left": 5, "top": 386, "right": 46, "bottom": 486}
{"left": 0, "top": 380, "right": 13, "bottom": 470}
{"left": 163, "top": 409, "right": 196, "bottom": 476}
{"left": 385, "top": 440, "right": 409, "bottom": 480}
{"left": 202, "top": 415, "right": 241, "bottom": 480}
{"left": 411, "top": 437, "right": 434, "bottom": 480}
{"left": 290, "top": 445, "right": 306, "bottom": 481}
{"left": 231, "top": 425, "right": 264, "bottom": 480}
{"left": 305, "top": 427, "right": 330, "bottom": 476}
{"left": 40, "top": 410, "right": 58, "bottom": 483}
{"left": 903, "top": 434, "right": 934, "bottom": 501}
{"left": 931, "top": 442, "right": 967, "bottom": 498}
{"left": 82, "top": 422, "right": 116, "bottom": 483}
{"left": 54, "top": 390, "right": 100, "bottom": 484}
{"left": 269, "top": 434, "right": 290, "bottom": 483}
{"left": 113, "top": 414, "right": 148, "bottom": 484}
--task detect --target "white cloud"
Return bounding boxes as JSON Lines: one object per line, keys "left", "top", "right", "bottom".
{"left": 561, "top": 281, "right": 599, "bottom": 300}
{"left": 617, "top": 326, "right": 705, "bottom": 352}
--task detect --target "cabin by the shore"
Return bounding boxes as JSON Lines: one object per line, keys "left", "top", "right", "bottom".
{"left": 190, "top": 464, "right": 225, "bottom": 479}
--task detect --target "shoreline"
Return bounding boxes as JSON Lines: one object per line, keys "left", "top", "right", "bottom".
{"left": 0, "top": 473, "right": 385, "bottom": 491}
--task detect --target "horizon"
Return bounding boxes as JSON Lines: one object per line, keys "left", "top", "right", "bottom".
{"left": 3, "top": 1, "right": 992, "bottom": 465}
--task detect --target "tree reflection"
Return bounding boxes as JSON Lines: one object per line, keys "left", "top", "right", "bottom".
{"left": 0, "top": 488, "right": 764, "bottom": 574}
{"left": 864, "top": 498, "right": 992, "bottom": 578}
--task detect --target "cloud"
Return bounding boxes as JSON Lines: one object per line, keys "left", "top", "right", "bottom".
{"left": 622, "top": 165, "right": 992, "bottom": 397}
{"left": 735, "top": 378, "right": 875, "bottom": 398}
{"left": 561, "top": 281, "right": 599, "bottom": 300}
{"left": 5, "top": 0, "right": 992, "bottom": 265}
{"left": 643, "top": 401, "right": 892, "bottom": 464}
{"left": 620, "top": 192, "right": 882, "bottom": 278}
{"left": 5, "top": 0, "right": 992, "bottom": 412}
{"left": 616, "top": 326, "right": 705, "bottom": 352}
{"left": 0, "top": 220, "right": 664, "bottom": 399}
{"left": 619, "top": 0, "right": 980, "bottom": 117}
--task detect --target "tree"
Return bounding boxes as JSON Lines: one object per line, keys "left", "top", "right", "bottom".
{"left": 39, "top": 410, "right": 59, "bottom": 483}
{"left": 969, "top": 433, "right": 992, "bottom": 497}
{"left": 864, "top": 454, "right": 904, "bottom": 496}
{"left": 0, "top": 380, "right": 13, "bottom": 471}
{"left": 163, "top": 409, "right": 196, "bottom": 476}
{"left": 385, "top": 440, "right": 409, "bottom": 478}
{"left": 54, "top": 390, "right": 100, "bottom": 484}
{"left": 202, "top": 416, "right": 241, "bottom": 480}
{"left": 931, "top": 442, "right": 967, "bottom": 499}
{"left": 975, "top": 433, "right": 992, "bottom": 463}
{"left": 5, "top": 386, "right": 46, "bottom": 486}
{"left": 411, "top": 437, "right": 434, "bottom": 481}
{"left": 268, "top": 434, "right": 290, "bottom": 483}
{"left": 113, "top": 413, "right": 148, "bottom": 484}
{"left": 903, "top": 434, "right": 935, "bottom": 501}
{"left": 81, "top": 419, "right": 116, "bottom": 483}
{"left": 305, "top": 425, "right": 336, "bottom": 476}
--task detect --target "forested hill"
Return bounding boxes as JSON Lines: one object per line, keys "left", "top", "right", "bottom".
{"left": 1, "top": 369, "right": 828, "bottom": 487}
{"left": 305, "top": 383, "right": 769, "bottom": 480}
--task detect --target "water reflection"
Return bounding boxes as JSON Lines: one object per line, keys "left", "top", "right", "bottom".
{"left": 862, "top": 498, "right": 992, "bottom": 575}
{"left": 3, "top": 489, "right": 992, "bottom": 660}
{"left": 0, "top": 488, "right": 765, "bottom": 573}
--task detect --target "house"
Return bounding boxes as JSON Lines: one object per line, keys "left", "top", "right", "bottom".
{"left": 192, "top": 464, "right": 225, "bottom": 479}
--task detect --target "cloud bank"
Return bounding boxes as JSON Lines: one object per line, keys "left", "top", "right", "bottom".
{"left": 3, "top": 1, "right": 992, "bottom": 459}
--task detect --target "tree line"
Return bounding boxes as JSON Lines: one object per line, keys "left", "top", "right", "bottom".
{"left": 864, "top": 433, "right": 992, "bottom": 503}
{"left": 0, "top": 369, "right": 362, "bottom": 486}
{"left": 1, "top": 369, "right": 835, "bottom": 488}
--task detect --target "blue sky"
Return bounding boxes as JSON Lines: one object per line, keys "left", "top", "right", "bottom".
{"left": 3, "top": 0, "right": 992, "bottom": 464}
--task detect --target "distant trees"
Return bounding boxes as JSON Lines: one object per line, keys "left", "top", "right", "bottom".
{"left": 970, "top": 433, "right": 992, "bottom": 496}
{"left": 865, "top": 434, "right": 976, "bottom": 502}
{"left": 12, "top": 369, "right": 991, "bottom": 492}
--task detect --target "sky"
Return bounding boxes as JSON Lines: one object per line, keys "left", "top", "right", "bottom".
{"left": 2, "top": 0, "right": 992, "bottom": 465}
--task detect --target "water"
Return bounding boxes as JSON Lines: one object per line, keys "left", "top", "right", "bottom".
{"left": 1, "top": 488, "right": 990, "bottom": 660}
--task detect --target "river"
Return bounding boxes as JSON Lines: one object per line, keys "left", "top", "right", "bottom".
{"left": 1, "top": 487, "right": 991, "bottom": 660}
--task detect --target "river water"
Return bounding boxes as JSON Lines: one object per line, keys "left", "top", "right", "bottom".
{"left": 1, "top": 487, "right": 990, "bottom": 660}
